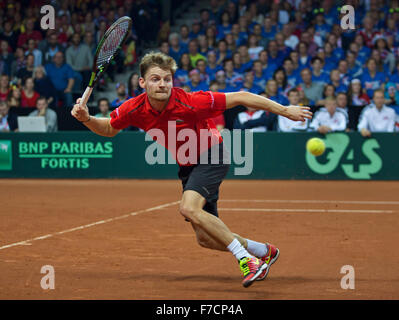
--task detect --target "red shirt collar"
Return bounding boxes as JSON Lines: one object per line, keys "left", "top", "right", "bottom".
{"left": 145, "top": 88, "right": 176, "bottom": 116}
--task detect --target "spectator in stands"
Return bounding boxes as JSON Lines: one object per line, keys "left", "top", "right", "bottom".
{"left": 265, "top": 79, "right": 289, "bottom": 105}
{"left": 95, "top": 98, "right": 112, "bottom": 118}
{"left": 217, "top": 11, "right": 232, "bottom": 41}
{"left": 28, "top": 96, "right": 57, "bottom": 132}
{"left": 189, "top": 21, "right": 203, "bottom": 40}
{"left": 179, "top": 25, "right": 191, "bottom": 47}
{"left": 310, "top": 97, "right": 348, "bottom": 134}
{"left": 0, "top": 74, "right": 10, "bottom": 101}
{"left": 7, "top": 86, "right": 21, "bottom": 108}
{"left": 195, "top": 59, "right": 210, "bottom": 85}
{"left": 252, "top": 60, "right": 267, "bottom": 89}
{"left": 361, "top": 58, "right": 386, "bottom": 98}
{"left": 346, "top": 50, "right": 363, "bottom": 79}
{"left": 224, "top": 58, "right": 243, "bottom": 88}
{"left": 259, "top": 50, "right": 277, "bottom": 75}
{"left": 329, "top": 69, "right": 348, "bottom": 93}
{"left": 233, "top": 106, "right": 268, "bottom": 132}
{"left": 354, "top": 33, "right": 371, "bottom": 65}
{"left": 159, "top": 41, "right": 170, "bottom": 56}
{"left": 66, "top": 33, "right": 93, "bottom": 88}
{"left": 127, "top": 72, "right": 144, "bottom": 98}
{"left": 283, "top": 58, "right": 300, "bottom": 87}
{"left": 384, "top": 83, "right": 399, "bottom": 106}
{"left": 41, "top": 33, "right": 64, "bottom": 66}
{"left": 16, "top": 53, "right": 35, "bottom": 83}
{"left": 321, "top": 42, "right": 338, "bottom": 72}
{"left": 205, "top": 51, "right": 222, "bottom": 81}
{"left": 281, "top": 23, "right": 299, "bottom": 50}
{"left": 0, "top": 20, "right": 19, "bottom": 51}
{"left": 33, "top": 65, "right": 55, "bottom": 107}
{"left": 247, "top": 34, "right": 263, "bottom": 60}
{"left": 374, "top": 37, "right": 395, "bottom": 74}
{"left": 21, "top": 77, "right": 40, "bottom": 108}
{"left": 278, "top": 88, "right": 309, "bottom": 132}
{"left": 83, "top": 31, "right": 96, "bottom": 56}
{"left": 357, "top": 15, "right": 379, "bottom": 49}
{"left": 316, "top": 84, "right": 336, "bottom": 107}
{"left": 273, "top": 68, "right": 290, "bottom": 96}
{"left": 215, "top": 70, "right": 236, "bottom": 92}
{"left": 238, "top": 44, "right": 253, "bottom": 72}
{"left": 174, "top": 53, "right": 192, "bottom": 87}
{"left": 370, "top": 48, "right": 390, "bottom": 75}
{"left": 197, "top": 35, "right": 209, "bottom": 57}
{"left": 45, "top": 51, "right": 75, "bottom": 107}
{"left": 0, "top": 40, "right": 12, "bottom": 76}
{"left": 216, "top": 39, "right": 232, "bottom": 65}
{"left": 0, "top": 100, "right": 18, "bottom": 132}
{"left": 111, "top": 82, "right": 129, "bottom": 108}
{"left": 239, "top": 70, "right": 263, "bottom": 94}
{"left": 310, "top": 57, "right": 330, "bottom": 85}
{"left": 297, "top": 42, "right": 312, "bottom": 70}
{"left": 25, "top": 39, "right": 42, "bottom": 68}
{"left": 358, "top": 89, "right": 396, "bottom": 136}
{"left": 187, "top": 69, "right": 209, "bottom": 92}
{"left": 297, "top": 68, "right": 324, "bottom": 104}
{"left": 347, "top": 79, "right": 370, "bottom": 107}
{"left": 337, "top": 60, "right": 351, "bottom": 87}
{"left": 17, "top": 18, "right": 42, "bottom": 49}
{"left": 168, "top": 32, "right": 187, "bottom": 62}
{"left": 188, "top": 39, "right": 206, "bottom": 68}
{"left": 274, "top": 32, "right": 291, "bottom": 60}
{"left": 268, "top": 40, "right": 284, "bottom": 67}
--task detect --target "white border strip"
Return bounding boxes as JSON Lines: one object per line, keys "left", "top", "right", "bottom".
{"left": 218, "top": 208, "right": 394, "bottom": 213}
{"left": 219, "top": 199, "right": 399, "bottom": 205}
{"left": 0, "top": 201, "right": 180, "bottom": 251}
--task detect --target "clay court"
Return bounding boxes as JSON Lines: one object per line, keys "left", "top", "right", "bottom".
{"left": 0, "top": 179, "right": 398, "bottom": 299}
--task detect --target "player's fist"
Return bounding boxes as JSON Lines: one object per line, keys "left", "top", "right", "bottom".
{"left": 286, "top": 105, "right": 313, "bottom": 121}
{"left": 71, "top": 98, "right": 90, "bottom": 122}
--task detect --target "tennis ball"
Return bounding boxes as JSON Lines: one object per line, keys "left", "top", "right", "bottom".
{"left": 306, "top": 137, "right": 325, "bottom": 156}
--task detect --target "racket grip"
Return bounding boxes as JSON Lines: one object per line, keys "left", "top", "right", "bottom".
{"left": 79, "top": 87, "right": 93, "bottom": 107}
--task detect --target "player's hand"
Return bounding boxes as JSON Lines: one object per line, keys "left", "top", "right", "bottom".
{"left": 71, "top": 98, "right": 90, "bottom": 122}
{"left": 286, "top": 105, "right": 313, "bottom": 121}
{"left": 360, "top": 128, "right": 371, "bottom": 138}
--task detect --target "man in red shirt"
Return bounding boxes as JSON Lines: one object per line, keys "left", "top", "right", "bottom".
{"left": 71, "top": 52, "right": 312, "bottom": 288}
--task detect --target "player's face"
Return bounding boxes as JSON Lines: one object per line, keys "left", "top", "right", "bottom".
{"left": 141, "top": 67, "right": 173, "bottom": 101}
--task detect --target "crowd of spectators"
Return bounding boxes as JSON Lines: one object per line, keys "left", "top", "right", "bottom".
{"left": 162, "top": 0, "right": 399, "bottom": 135}
{"left": 1, "top": 0, "right": 399, "bottom": 136}
{"left": 0, "top": 0, "right": 163, "bottom": 132}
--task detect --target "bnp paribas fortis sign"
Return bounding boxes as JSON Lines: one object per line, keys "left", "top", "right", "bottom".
{"left": 18, "top": 141, "right": 113, "bottom": 169}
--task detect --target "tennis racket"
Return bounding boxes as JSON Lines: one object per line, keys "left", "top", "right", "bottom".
{"left": 79, "top": 16, "right": 132, "bottom": 107}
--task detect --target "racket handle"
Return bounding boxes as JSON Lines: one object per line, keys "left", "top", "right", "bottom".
{"left": 79, "top": 87, "right": 93, "bottom": 107}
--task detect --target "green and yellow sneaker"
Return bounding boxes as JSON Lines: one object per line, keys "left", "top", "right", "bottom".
{"left": 239, "top": 257, "right": 267, "bottom": 288}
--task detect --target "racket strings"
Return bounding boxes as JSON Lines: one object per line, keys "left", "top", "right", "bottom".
{"left": 96, "top": 21, "right": 130, "bottom": 68}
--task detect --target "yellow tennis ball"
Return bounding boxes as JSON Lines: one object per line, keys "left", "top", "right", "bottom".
{"left": 306, "top": 137, "right": 325, "bottom": 156}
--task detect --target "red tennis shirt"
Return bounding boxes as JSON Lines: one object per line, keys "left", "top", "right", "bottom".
{"left": 110, "top": 87, "right": 226, "bottom": 166}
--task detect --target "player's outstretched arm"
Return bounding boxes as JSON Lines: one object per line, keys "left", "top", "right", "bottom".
{"left": 71, "top": 98, "right": 120, "bottom": 137}
{"left": 225, "top": 91, "right": 312, "bottom": 122}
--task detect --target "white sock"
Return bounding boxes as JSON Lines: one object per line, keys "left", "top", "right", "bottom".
{"left": 227, "top": 238, "right": 254, "bottom": 260}
{"left": 246, "top": 239, "right": 268, "bottom": 258}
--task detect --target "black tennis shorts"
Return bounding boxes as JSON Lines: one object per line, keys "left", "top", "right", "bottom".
{"left": 178, "top": 142, "right": 230, "bottom": 218}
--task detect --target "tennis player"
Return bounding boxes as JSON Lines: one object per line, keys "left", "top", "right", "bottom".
{"left": 71, "top": 52, "right": 312, "bottom": 288}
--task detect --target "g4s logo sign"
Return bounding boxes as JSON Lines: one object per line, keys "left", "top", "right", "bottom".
{"left": 306, "top": 133, "right": 382, "bottom": 179}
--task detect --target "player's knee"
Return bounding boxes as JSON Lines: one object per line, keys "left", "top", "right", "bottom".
{"left": 179, "top": 203, "right": 199, "bottom": 223}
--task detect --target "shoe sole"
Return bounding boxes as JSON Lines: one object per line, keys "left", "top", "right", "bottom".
{"left": 256, "top": 248, "right": 280, "bottom": 281}
{"left": 242, "top": 262, "right": 269, "bottom": 288}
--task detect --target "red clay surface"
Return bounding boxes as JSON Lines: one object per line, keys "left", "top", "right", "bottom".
{"left": 0, "top": 179, "right": 398, "bottom": 299}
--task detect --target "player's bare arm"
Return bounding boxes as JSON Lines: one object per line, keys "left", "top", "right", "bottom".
{"left": 225, "top": 91, "right": 313, "bottom": 122}
{"left": 71, "top": 98, "right": 120, "bottom": 137}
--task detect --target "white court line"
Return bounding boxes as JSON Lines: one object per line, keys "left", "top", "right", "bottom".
{"left": 218, "top": 208, "right": 395, "bottom": 214}
{"left": 0, "top": 201, "right": 180, "bottom": 251}
{"left": 219, "top": 199, "right": 399, "bottom": 205}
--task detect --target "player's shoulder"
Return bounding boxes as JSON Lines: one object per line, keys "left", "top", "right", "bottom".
{"left": 117, "top": 92, "right": 147, "bottom": 114}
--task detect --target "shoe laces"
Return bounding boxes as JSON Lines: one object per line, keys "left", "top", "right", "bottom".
{"left": 239, "top": 258, "right": 254, "bottom": 276}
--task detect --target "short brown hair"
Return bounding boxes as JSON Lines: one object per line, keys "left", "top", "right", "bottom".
{"left": 139, "top": 51, "right": 178, "bottom": 78}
